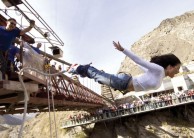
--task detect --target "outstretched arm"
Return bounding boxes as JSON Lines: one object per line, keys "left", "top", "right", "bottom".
{"left": 20, "top": 20, "right": 35, "bottom": 35}
{"left": 113, "top": 41, "right": 162, "bottom": 71}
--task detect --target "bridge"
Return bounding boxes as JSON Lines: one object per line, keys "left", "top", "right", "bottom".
{"left": 0, "top": 42, "right": 112, "bottom": 114}
{"left": 0, "top": 0, "right": 114, "bottom": 115}
{"left": 61, "top": 93, "right": 194, "bottom": 128}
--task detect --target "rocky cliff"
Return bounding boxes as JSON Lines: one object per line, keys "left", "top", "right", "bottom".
{"left": 90, "top": 105, "right": 194, "bottom": 138}
{"left": 1, "top": 11, "right": 194, "bottom": 138}
{"left": 119, "top": 11, "right": 194, "bottom": 76}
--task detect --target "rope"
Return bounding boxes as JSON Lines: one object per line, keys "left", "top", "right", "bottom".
{"left": 18, "top": 67, "right": 67, "bottom": 138}
{"left": 48, "top": 68, "right": 58, "bottom": 138}
{"left": 47, "top": 70, "right": 52, "bottom": 138}
{"left": 51, "top": 85, "right": 58, "bottom": 138}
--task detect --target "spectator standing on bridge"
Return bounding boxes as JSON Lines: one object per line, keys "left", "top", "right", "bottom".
{"left": 32, "top": 42, "right": 42, "bottom": 54}
{"left": 67, "top": 41, "right": 181, "bottom": 95}
{"left": 0, "top": 18, "right": 35, "bottom": 79}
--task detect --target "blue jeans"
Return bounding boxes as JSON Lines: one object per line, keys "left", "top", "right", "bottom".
{"left": 77, "top": 65, "right": 132, "bottom": 91}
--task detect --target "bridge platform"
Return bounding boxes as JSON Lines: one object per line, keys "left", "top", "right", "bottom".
{"left": 61, "top": 96, "right": 194, "bottom": 129}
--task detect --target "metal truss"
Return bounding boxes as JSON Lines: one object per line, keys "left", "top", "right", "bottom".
{"left": 0, "top": 0, "right": 64, "bottom": 48}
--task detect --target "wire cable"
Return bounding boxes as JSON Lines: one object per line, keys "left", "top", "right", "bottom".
{"left": 18, "top": 67, "right": 67, "bottom": 138}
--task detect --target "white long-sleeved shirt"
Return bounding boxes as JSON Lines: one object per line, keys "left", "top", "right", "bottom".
{"left": 123, "top": 49, "right": 165, "bottom": 92}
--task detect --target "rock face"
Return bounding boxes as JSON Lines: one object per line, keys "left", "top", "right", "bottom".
{"left": 90, "top": 105, "right": 194, "bottom": 138}
{"left": 119, "top": 11, "right": 194, "bottom": 76}
{"left": 1, "top": 11, "right": 194, "bottom": 138}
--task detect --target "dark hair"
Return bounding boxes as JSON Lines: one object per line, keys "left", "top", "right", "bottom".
{"left": 7, "top": 18, "right": 16, "bottom": 22}
{"left": 150, "top": 53, "right": 181, "bottom": 69}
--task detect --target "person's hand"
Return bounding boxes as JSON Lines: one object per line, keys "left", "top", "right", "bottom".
{"left": 113, "top": 41, "right": 124, "bottom": 51}
{"left": 29, "top": 20, "right": 35, "bottom": 28}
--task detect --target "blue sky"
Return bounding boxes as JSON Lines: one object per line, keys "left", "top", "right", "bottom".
{"left": 1, "top": 0, "right": 194, "bottom": 73}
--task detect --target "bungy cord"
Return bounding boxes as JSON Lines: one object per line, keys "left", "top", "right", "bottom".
{"left": 18, "top": 67, "right": 67, "bottom": 138}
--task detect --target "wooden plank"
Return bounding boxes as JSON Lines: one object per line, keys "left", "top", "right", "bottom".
{"left": 8, "top": 72, "right": 39, "bottom": 82}
{"left": 23, "top": 72, "right": 46, "bottom": 85}
{"left": 0, "top": 80, "right": 38, "bottom": 96}
{"left": 3, "top": 81, "right": 38, "bottom": 92}
{"left": 0, "top": 88, "right": 16, "bottom": 95}
{"left": 40, "top": 50, "right": 71, "bottom": 66}
{"left": 0, "top": 96, "right": 21, "bottom": 103}
{"left": 0, "top": 97, "right": 103, "bottom": 114}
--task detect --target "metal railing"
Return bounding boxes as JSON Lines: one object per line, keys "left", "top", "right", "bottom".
{"left": 61, "top": 92, "right": 194, "bottom": 128}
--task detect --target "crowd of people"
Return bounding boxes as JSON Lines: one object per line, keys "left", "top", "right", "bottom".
{"left": 63, "top": 89, "right": 194, "bottom": 127}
